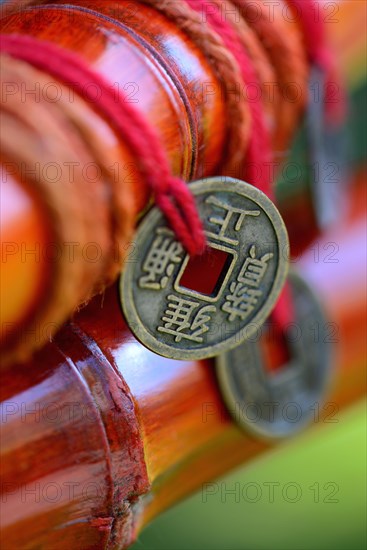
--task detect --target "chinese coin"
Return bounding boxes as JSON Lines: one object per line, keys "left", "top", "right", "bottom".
{"left": 120, "top": 177, "right": 289, "bottom": 360}
{"left": 216, "top": 271, "right": 333, "bottom": 439}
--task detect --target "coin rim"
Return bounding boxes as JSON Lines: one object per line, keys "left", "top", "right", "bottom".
{"left": 120, "top": 177, "right": 289, "bottom": 360}
{"left": 215, "top": 270, "right": 333, "bottom": 440}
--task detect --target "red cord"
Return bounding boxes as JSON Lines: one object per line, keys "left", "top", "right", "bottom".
{"left": 0, "top": 33, "right": 206, "bottom": 257}
{"left": 185, "top": 0, "right": 273, "bottom": 195}
{"left": 184, "top": 0, "right": 294, "bottom": 326}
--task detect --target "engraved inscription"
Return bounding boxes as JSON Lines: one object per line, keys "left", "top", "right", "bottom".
{"left": 158, "top": 295, "right": 216, "bottom": 343}
{"left": 205, "top": 195, "right": 260, "bottom": 246}
{"left": 222, "top": 245, "right": 274, "bottom": 322}
{"left": 139, "top": 228, "right": 184, "bottom": 290}
{"left": 238, "top": 245, "right": 274, "bottom": 286}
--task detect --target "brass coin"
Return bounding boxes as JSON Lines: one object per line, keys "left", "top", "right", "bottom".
{"left": 120, "top": 177, "right": 289, "bottom": 360}
{"left": 216, "top": 271, "right": 333, "bottom": 439}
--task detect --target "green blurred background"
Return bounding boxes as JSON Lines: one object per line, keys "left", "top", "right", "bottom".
{"left": 132, "top": 399, "right": 366, "bottom": 550}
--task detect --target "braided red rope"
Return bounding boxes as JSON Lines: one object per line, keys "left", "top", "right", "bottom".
{"left": 0, "top": 33, "right": 206, "bottom": 256}
{"left": 4, "top": 4, "right": 329, "bottom": 327}
{"left": 185, "top": 0, "right": 273, "bottom": 195}
{"left": 0, "top": 16, "right": 291, "bottom": 324}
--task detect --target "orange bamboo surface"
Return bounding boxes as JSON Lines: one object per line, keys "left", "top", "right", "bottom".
{"left": 0, "top": 0, "right": 308, "bottom": 363}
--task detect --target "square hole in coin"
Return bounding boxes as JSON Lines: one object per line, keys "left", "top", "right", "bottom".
{"left": 261, "top": 324, "right": 292, "bottom": 375}
{"left": 176, "top": 246, "right": 234, "bottom": 298}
